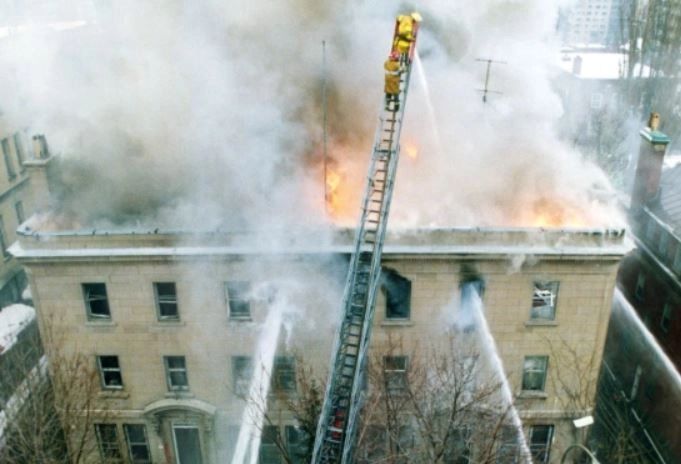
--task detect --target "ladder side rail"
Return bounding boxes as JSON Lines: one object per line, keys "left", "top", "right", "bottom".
{"left": 311, "top": 130, "right": 392, "bottom": 463}
{"left": 340, "top": 63, "right": 414, "bottom": 464}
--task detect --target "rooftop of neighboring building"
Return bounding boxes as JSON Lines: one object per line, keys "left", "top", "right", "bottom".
{"left": 0, "top": 303, "right": 35, "bottom": 354}
{"left": 558, "top": 48, "right": 651, "bottom": 80}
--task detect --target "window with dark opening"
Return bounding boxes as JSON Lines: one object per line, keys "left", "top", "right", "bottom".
{"left": 272, "top": 356, "right": 296, "bottom": 393}
{"left": 232, "top": 355, "right": 253, "bottom": 396}
{"left": 154, "top": 282, "right": 178, "bottom": 320}
{"left": 259, "top": 425, "right": 283, "bottom": 464}
{"left": 286, "top": 425, "right": 309, "bottom": 464}
{"left": 381, "top": 268, "right": 411, "bottom": 320}
{"left": 530, "top": 281, "right": 559, "bottom": 321}
{"left": 164, "top": 356, "right": 189, "bottom": 391}
{"left": 1, "top": 138, "right": 15, "bottom": 180}
{"left": 383, "top": 355, "right": 408, "bottom": 393}
{"left": 95, "top": 423, "right": 123, "bottom": 463}
{"left": 123, "top": 424, "right": 151, "bottom": 463}
{"left": 97, "top": 355, "right": 123, "bottom": 389}
{"left": 83, "top": 283, "right": 111, "bottom": 319}
{"left": 14, "top": 201, "right": 24, "bottom": 225}
{"left": 528, "top": 424, "right": 554, "bottom": 464}
{"left": 522, "top": 356, "right": 548, "bottom": 391}
{"left": 226, "top": 281, "right": 251, "bottom": 319}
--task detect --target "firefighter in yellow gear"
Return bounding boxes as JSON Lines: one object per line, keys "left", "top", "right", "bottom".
{"left": 394, "top": 12, "right": 422, "bottom": 55}
{"left": 384, "top": 53, "right": 401, "bottom": 110}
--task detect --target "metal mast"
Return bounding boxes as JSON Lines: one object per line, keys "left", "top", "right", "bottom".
{"left": 311, "top": 13, "right": 421, "bottom": 464}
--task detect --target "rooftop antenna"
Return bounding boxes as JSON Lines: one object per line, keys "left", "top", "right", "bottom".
{"left": 475, "top": 58, "right": 506, "bottom": 103}
{"left": 322, "top": 40, "right": 329, "bottom": 213}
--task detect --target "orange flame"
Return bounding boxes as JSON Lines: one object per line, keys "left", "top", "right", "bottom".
{"left": 524, "top": 198, "right": 589, "bottom": 228}
{"left": 405, "top": 142, "right": 419, "bottom": 159}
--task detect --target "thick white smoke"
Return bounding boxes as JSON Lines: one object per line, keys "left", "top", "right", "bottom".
{"left": 0, "top": 0, "right": 622, "bottom": 231}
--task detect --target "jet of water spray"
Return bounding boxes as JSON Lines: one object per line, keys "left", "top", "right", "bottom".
{"left": 231, "top": 300, "right": 285, "bottom": 464}
{"left": 459, "top": 282, "right": 532, "bottom": 463}
{"left": 413, "top": 51, "right": 444, "bottom": 158}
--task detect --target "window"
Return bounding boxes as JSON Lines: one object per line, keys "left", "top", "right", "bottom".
{"left": 259, "top": 425, "right": 283, "bottom": 464}
{"left": 14, "top": 201, "right": 24, "bottom": 225}
{"left": 0, "top": 215, "right": 8, "bottom": 258}
{"left": 661, "top": 303, "right": 672, "bottom": 333}
{"left": 522, "top": 356, "right": 548, "bottom": 391}
{"left": 97, "top": 355, "right": 123, "bottom": 389}
{"left": 232, "top": 355, "right": 253, "bottom": 396}
{"left": 1, "top": 138, "right": 15, "bottom": 180}
{"left": 83, "top": 283, "right": 111, "bottom": 319}
{"left": 95, "top": 424, "right": 123, "bottom": 463}
{"left": 634, "top": 272, "right": 646, "bottom": 302}
{"left": 154, "top": 282, "right": 179, "bottom": 320}
{"left": 530, "top": 281, "right": 559, "bottom": 321}
{"left": 381, "top": 268, "right": 411, "bottom": 320}
{"left": 528, "top": 425, "right": 554, "bottom": 464}
{"left": 384, "top": 356, "right": 408, "bottom": 393}
{"left": 445, "top": 427, "right": 471, "bottom": 464}
{"left": 123, "top": 424, "right": 151, "bottom": 463}
{"left": 272, "top": 356, "right": 296, "bottom": 392}
{"left": 226, "top": 281, "right": 251, "bottom": 319}
{"left": 286, "top": 425, "right": 309, "bottom": 464}
{"left": 12, "top": 133, "right": 24, "bottom": 169}
{"left": 164, "top": 356, "right": 189, "bottom": 391}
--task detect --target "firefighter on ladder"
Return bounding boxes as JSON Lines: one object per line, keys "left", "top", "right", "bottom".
{"left": 384, "top": 51, "right": 401, "bottom": 110}
{"left": 394, "top": 12, "right": 422, "bottom": 57}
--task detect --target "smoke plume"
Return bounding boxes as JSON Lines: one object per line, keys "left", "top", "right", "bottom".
{"left": 0, "top": 0, "right": 622, "bottom": 231}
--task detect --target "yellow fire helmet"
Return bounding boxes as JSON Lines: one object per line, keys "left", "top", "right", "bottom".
{"left": 411, "top": 12, "right": 423, "bottom": 22}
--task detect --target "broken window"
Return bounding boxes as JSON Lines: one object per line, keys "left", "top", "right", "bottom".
{"left": 232, "top": 355, "right": 253, "bottom": 396}
{"left": 530, "top": 281, "right": 559, "bottom": 321}
{"left": 272, "top": 356, "right": 296, "bottom": 393}
{"left": 97, "top": 355, "right": 123, "bottom": 389}
{"left": 164, "top": 356, "right": 189, "bottom": 391}
{"left": 226, "top": 281, "right": 251, "bottom": 319}
{"left": 1, "top": 138, "right": 15, "bottom": 180}
{"left": 528, "top": 424, "right": 554, "bottom": 464}
{"left": 154, "top": 282, "right": 179, "bottom": 320}
{"left": 123, "top": 424, "right": 151, "bottom": 464}
{"left": 381, "top": 268, "right": 411, "bottom": 320}
{"left": 384, "top": 355, "right": 408, "bottom": 393}
{"left": 522, "top": 356, "right": 548, "bottom": 391}
{"left": 95, "top": 424, "right": 123, "bottom": 463}
{"left": 83, "top": 283, "right": 111, "bottom": 319}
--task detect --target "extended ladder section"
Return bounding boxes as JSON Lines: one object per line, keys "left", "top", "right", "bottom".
{"left": 311, "top": 15, "right": 420, "bottom": 464}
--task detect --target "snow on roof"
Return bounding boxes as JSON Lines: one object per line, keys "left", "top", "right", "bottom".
{"left": 559, "top": 51, "right": 651, "bottom": 80}
{"left": 0, "top": 304, "right": 36, "bottom": 354}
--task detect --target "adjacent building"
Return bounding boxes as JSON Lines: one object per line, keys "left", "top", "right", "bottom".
{"left": 560, "top": 0, "right": 622, "bottom": 47}
{"left": 12, "top": 221, "right": 627, "bottom": 463}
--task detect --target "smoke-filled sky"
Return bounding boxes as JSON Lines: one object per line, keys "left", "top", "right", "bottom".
{"left": 0, "top": 0, "right": 622, "bottom": 231}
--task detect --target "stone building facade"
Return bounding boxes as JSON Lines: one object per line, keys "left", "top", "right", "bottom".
{"left": 11, "top": 226, "right": 626, "bottom": 463}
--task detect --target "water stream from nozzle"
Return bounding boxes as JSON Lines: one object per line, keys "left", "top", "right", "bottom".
{"left": 413, "top": 50, "right": 444, "bottom": 158}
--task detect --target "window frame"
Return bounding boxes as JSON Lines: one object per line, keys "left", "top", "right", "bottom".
{"left": 14, "top": 200, "right": 25, "bottom": 225}
{"left": 272, "top": 356, "right": 297, "bottom": 393}
{"left": 1, "top": 138, "right": 16, "bottom": 181}
{"left": 383, "top": 355, "right": 409, "bottom": 393}
{"left": 123, "top": 424, "right": 152, "bottom": 464}
{"left": 381, "top": 268, "right": 412, "bottom": 321}
{"left": 97, "top": 355, "right": 124, "bottom": 390}
{"left": 226, "top": 281, "right": 251, "bottom": 320}
{"left": 12, "top": 133, "right": 25, "bottom": 171}
{"left": 528, "top": 424, "right": 554, "bottom": 464}
{"left": 530, "top": 281, "right": 559, "bottom": 321}
{"left": 82, "top": 283, "right": 111, "bottom": 320}
{"left": 154, "top": 282, "right": 179, "bottom": 321}
{"left": 164, "top": 355, "right": 189, "bottom": 391}
{"left": 232, "top": 355, "right": 254, "bottom": 397}
{"left": 95, "top": 423, "right": 124, "bottom": 463}
{"left": 521, "top": 355, "right": 548, "bottom": 392}
{"left": 0, "top": 215, "right": 8, "bottom": 259}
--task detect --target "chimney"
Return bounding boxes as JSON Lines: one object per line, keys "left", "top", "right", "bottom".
{"left": 630, "top": 112, "right": 671, "bottom": 214}
{"left": 23, "top": 134, "right": 54, "bottom": 212}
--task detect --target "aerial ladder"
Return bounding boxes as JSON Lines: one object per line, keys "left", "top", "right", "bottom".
{"left": 311, "top": 13, "right": 421, "bottom": 464}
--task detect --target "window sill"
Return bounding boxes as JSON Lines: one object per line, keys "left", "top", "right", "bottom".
{"left": 99, "top": 390, "right": 129, "bottom": 399}
{"left": 381, "top": 320, "right": 413, "bottom": 327}
{"left": 165, "top": 391, "right": 194, "bottom": 399}
{"left": 524, "top": 320, "right": 558, "bottom": 327}
{"left": 229, "top": 317, "right": 253, "bottom": 322}
{"left": 85, "top": 320, "right": 117, "bottom": 329}
{"left": 517, "top": 390, "right": 548, "bottom": 399}
{"left": 151, "top": 321, "right": 186, "bottom": 329}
